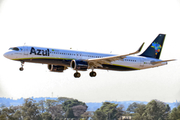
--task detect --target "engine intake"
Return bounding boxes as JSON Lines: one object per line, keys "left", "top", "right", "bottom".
{"left": 48, "top": 65, "right": 66, "bottom": 72}
{"left": 70, "top": 60, "right": 88, "bottom": 71}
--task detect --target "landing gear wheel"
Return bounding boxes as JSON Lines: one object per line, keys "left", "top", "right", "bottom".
{"left": 74, "top": 72, "right": 81, "bottom": 78}
{"left": 19, "top": 61, "right": 24, "bottom": 71}
{"left": 19, "top": 67, "right": 24, "bottom": 71}
{"left": 90, "top": 71, "right": 97, "bottom": 77}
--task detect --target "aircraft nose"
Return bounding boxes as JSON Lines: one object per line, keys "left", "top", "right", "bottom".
{"left": 3, "top": 52, "right": 9, "bottom": 58}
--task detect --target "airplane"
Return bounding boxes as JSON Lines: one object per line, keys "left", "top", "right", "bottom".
{"left": 3, "top": 34, "right": 175, "bottom": 78}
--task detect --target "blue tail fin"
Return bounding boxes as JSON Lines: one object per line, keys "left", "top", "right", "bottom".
{"left": 140, "top": 34, "right": 166, "bottom": 59}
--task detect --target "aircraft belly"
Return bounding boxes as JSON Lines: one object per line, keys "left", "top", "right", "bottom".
{"left": 98, "top": 64, "right": 140, "bottom": 71}
{"left": 103, "top": 61, "right": 140, "bottom": 71}
{"left": 99, "top": 61, "right": 140, "bottom": 71}
{"left": 15, "top": 58, "right": 71, "bottom": 66}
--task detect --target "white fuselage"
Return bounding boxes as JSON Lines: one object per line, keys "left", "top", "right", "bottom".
{"left": 4, "top": 46, "right": 167, "bottom": 71}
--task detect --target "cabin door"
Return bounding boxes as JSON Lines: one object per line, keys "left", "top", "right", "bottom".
{"left": 140, "top": 58, "right": 144, "bottom": 68}
{"left": 24, "top": 47, "right": 29, "bottom": 56}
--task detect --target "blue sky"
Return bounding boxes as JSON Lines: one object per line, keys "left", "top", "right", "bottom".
{"left": 0, "top": 0, "right": 180, "bottom": 102}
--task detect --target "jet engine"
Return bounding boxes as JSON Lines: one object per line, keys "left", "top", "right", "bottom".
{"left": 48, "top": 64, "right": 67, "bottom": 72}
{"left": 70, "top": 60, "right": 89, "bottom": 71}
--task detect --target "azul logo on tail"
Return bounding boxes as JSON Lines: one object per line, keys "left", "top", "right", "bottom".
{"left": 151, "top": 42, "right": 162, "bottom": 55}
{"left": 140, "top": 34, "right": 165, "bottom": 59}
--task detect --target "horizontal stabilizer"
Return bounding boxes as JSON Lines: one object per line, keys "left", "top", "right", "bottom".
{"left": 151, "top": 59, "right": 176, "bottom": 65}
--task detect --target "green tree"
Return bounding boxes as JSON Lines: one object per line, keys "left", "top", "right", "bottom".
{"left": 1, "top": 107, "right": 14, "bottom": 120}
{"left": 127, "top": 103, "right": 146, "bottom": 120}
{"left": 49, "top": 104, "right": 65, "bottom": 120}
{"left": 93, "top": 102, "right": 119, "bottom": 120}
{"left": 40, "top": 99, "right": 66, "bottom": 119}
{"left": 127, "top": 102, "right": 139, "bottom": 113}
{"left": 0, "top": 106, "right": 22, "bottom": 120}
{"left": 21, "top": 98, "right": 40, "bottom": 120}
{"left": 116, "top": 104, "right": 125, "bottom": 118}
{"left": 169, "top": 105, "right": 180, "bottom": 120}
{"left": 0, "top": 114, "right": 6, "bottom": 120}
{"left": 65, "top": 108, "right": 74, "bottom": 118}
{"left": 81, "top": 111, "right": 93, "bottom": 120}
{"left": 142, "top": 100, "right": 170, "bottom": 120}
{"left": 41, "top": 112, "right": 52, "bottom": 120}
{"left": 12, "top": 106, "right": 22, "bottom": 120}
{"left": 45, "top": 99, "right": 58, "bottom": 112}
{"left": 72, "top": 105, "right": 87, "bottom": 119}
{"left": 57, "top": 97, "right": 74, "bottom": 104}
{"left": 93, "top": 109, "right": 106, "bottom": 120}
{"left": 62, "top": 99, "right": 87, "bottom": 118}
{"left": 0, "top": 104, "right": 6, "bottom": 120}
{"left": 37, "top": 100, "right": 46, "bottom": 114}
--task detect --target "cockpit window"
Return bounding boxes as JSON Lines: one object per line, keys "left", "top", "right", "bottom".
{"left": 9, "top": 47, "right": 19, "bottom": 51}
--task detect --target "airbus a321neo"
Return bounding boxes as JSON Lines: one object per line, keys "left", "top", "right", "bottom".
{"left": 4, "top": 34, "right": 175, "bottom": 78}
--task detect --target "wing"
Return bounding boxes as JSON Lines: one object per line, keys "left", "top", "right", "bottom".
{"left": 86, "top": 42, "right": 145, "bottom": 68}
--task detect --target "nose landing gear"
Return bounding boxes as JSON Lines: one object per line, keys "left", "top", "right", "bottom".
{"left": 19, "top": 61, "right": 24, "bottom": 71}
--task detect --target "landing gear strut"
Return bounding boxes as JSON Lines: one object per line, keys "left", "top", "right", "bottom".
{"left": 74, "top": 71, "right": 81, "bottom": 78}
{"left": 19, "top": 61, "right": 24, "bottom": 71}
{"left": 90, "top": 71, "right": 97, "bottom": 77}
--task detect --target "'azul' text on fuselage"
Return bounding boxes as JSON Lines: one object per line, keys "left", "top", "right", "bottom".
{"left": 30, "top": 47, "right": 50, "bottom": 56}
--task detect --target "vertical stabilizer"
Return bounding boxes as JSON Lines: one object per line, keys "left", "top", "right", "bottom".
{"left": 140, "top": 34, "right": 166, "bottom": 59}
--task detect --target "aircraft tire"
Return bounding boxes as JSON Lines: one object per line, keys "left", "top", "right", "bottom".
{"left": 74, "top": 72, "right": 81, "bottom": 78}
{"left": 19, "top": 67, "right": 24, "bottom": 71}
{"left": 90, "top": 71, "right": 96, "bottom": 77}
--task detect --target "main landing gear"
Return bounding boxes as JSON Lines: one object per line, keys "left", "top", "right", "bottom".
{"left": 19, "top": 61, "right": 24, "bottom": 71}
{"left": 74, "top": 71, "right": 97, "bottom": 78}
{"left": 74, "top": 71, "right": 81, "bottom": 78}
{"left": 90, "top": 71, "right": 96, "bottom": 77}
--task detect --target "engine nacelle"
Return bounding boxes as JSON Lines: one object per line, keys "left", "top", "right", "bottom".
{"left": 70, "top": 60, "right": 88, "bottom": 71}
{"left": 48, "top": 64, "right": 66, "bottom": 72}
